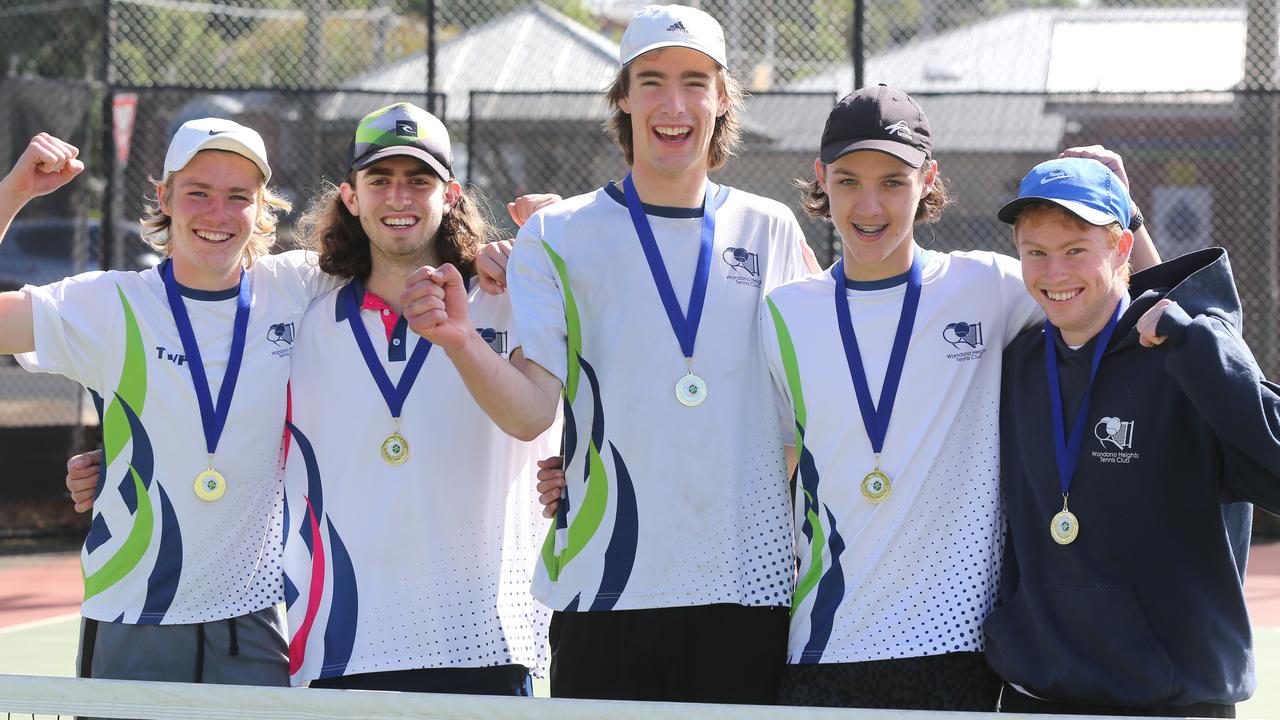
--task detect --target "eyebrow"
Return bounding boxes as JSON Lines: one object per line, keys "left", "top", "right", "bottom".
{"left": 362, "top": 166, "right": 433, "bottom": 178}
{"left": 634, "top": 69, "right": 714, "bottom": 82}
{"left": 828, "top": 167, "right": 911, "bottom": 180}
{"left": 179, "top": 181, "right": 254, "bottom": 194}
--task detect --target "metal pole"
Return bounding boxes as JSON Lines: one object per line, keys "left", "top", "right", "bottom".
{"left": 100, "top": 0, "right": 116, "bottom": 273}
{"left": 852, "top": 0, "right": 865, "bottom": 90}
{"left": 427, "top": 0, "right": 438, "bottom": 117}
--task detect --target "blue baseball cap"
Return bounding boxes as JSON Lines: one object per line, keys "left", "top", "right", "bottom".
{"left": 997, "top": 157, "right": 1132, "bottom": 229}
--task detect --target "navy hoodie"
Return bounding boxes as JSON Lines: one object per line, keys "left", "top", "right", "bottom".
{"left": 986, "top": 247, "right": 1280, "bottom": 707}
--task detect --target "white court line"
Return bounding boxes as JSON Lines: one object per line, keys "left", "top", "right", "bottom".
{"left": 0, "top": 612, "right": 80, "bottom": 636}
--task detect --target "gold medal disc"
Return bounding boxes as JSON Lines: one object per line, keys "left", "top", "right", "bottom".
{"left": 675, "top": 373, "right": 708, "bottom": 407}
{"left": 381, "top": 433, "right": 409, "bottom": 466}
{"left": 860, "top": 469, "right": 891, "bottom": 504}
{"left": 194, "top": 468, "right": 226, "bottom": 502}
{"left": 1050, "top": 509, "right": 1079, "bottom": 545}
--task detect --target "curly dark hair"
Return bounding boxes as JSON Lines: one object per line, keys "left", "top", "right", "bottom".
{"left": 294, "top": 172, "right": 493, "bottom": 280}
{"left": 796, "top": 162, "right": 953, "bottom": 224}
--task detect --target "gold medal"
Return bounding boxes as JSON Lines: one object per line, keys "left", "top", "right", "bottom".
{"left": 1050, "top": 496, "right": 1078, "bottom": 545}
{"left": 860, "top": 456, "right": 891, "bottom": 504}
{"left": 194, "top": 467, "right": 226, "bottom": 502}
{"left": 381, "top": 432, "right": 409, "bottom": 465}
{"left": 675, "top": 372, "right": 707, "bottom": 407}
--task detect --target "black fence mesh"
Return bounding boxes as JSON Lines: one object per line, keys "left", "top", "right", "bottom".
{"left": 2, "top": 0, "right": 1279, "bottom": 536}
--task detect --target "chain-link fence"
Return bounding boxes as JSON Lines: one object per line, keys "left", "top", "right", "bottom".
{"left": 2, "top": 0, "right": 1279, "bottom": 532}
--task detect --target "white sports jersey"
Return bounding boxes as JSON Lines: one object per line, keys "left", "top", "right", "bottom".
{"left": 283, "top": 281, "right": 554, "bottom": 685}
{"left": 508, "top": 182, "right": 809, "bottom": 612}
{"left": 761, "top": 249, "right": 1041, "bottom": 664}
{"left": 18, "top": 250, "right": 334, "bottom": 625}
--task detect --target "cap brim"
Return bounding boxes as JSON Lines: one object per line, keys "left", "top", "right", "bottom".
{"left": 352, "top": 146, "right": 451, "bottom": 180}
{"left": 997, "top": 196, "right": 1118, "bottom": 226}
{"left": 622, "top": 41, "right": 727, "bottom": 68}
{"left": 820, "top": 139, "right": 926, "bottom": 168}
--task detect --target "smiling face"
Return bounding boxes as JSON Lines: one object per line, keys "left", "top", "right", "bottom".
{"left": 156, "top": 149, "right": 263, "bottom": 290}
{"left": 339, "top": 155, "right": 461, "bottom": 270}
{"left": 618, "top": 47, "right": 730, "bottom": 186}
{"left": 818, "top": 149, "right": 936, "bottom": 281}
{"left": 1015, "top": 203, "right": 1134, "bottom": 345}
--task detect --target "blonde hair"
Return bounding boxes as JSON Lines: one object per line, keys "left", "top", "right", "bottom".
{"left": 140, "top": 154, "right": 292, "bottom": 265}
{"left": 604, "top": 56, "right": 745, "bottom": 171}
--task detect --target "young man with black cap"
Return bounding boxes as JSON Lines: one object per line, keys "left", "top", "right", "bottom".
{"left": 274, "top": 102, "right": 555, "bottom": 695}
{"left": 986, "top": 157, "right": 1280, "bottom": 716}
{"left": 759, "top": 86, "right": 1160, "bottom": 709}
{"left": 0, "top": 122, "right": 334, "bottom": 685}
{"left": 403, "top": 3, "right": 816, "bottom": 703}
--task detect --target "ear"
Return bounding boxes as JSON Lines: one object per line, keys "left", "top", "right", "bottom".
{"left": 921, "top": 159, "right": 938, "bottom": 195}
{"left": 618, "top": 94, "right": 632, "bottom": 115}
{"left": 156, "top": 181, "right": 171, "bottom": 215}
{"left": 1115, "top": 228, "right": 1135, "bottom": 270}
{"left": 716, "top": 87, "right": 730, "bottom": 117}
{"left": 814, "top": 158, "right": 827, "bottom": 189}
{"left": 339, "top": 182, "right": 359, "bottom": 216}
{"left": 443, "top": 179, "right": 462, "bottom": 212}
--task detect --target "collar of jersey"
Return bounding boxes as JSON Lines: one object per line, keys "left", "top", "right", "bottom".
{"left": 843, "top": 247, "right": 932, "bottom": 292}
{"left": 159, "top": 259, "right": 241, "bottom": 301}
{"left": 602, "top": 180, "right": 728, "bottom": 218}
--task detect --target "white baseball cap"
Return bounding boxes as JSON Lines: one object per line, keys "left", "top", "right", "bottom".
{"left": 619, "top": 4, "right": 727, "bottom": 69}
{"left": 163, "top": 117, "right": 272, "bottom": 182}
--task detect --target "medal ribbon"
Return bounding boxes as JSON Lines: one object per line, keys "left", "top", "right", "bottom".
{"left": 831, "top": 253, "right": 922, "bottom": 456}
{"left": 1044, "top": 296, "right": 1128, "bottom": 496}
{"left": 343, "top": 283, "right": 432, "bottom": 420}
{"left": 622, "top": 174, "right": 715, "bottom": 364}
{"left": 161, "top": 259, "right": 251, "bottom": 458}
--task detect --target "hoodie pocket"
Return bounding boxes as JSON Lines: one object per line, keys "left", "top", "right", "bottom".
{"left": 984, "top": 579, "right": 1176, "bottom": 706}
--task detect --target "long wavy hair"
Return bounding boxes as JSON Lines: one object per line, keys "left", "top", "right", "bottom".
{"left": 294, "top": 171, "right": 493, "bottom": 280}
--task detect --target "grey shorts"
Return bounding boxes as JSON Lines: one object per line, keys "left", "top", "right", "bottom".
{"left": 77, "top": 606, "right": 288, "bottom": 686}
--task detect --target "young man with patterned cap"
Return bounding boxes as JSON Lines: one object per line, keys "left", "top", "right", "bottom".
{"left": 279, "top": 102, "right": 555, "bottom": 695}
{"left": 759, "top": 87, "right": 1161, "bottom": 710}
{"left": 0, "top": 121, "right": 334, "bottom": 685}
{"left": 404, "top": 3, "right": 816, "bottom": 703}
{"left": 987, "top": 158, "right": 1280, "bottom": 717}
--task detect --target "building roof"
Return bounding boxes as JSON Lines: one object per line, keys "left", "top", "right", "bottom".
{"left": 320, "top": 2, "right": 620, "bottom": 120}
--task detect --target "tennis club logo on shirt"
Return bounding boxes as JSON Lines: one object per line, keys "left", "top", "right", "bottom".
{"left": 154, "top": 346, "right": 187, "bottom": 366}
{"left": 723, "top": 247, "right": 761, "bottom": 287}
{"left": 477, "top": 327, "right": 508, "bottom": 356}
{"left": 1091, "top": 416, "right": 1139, "bottom": 464}
{"left": 268, "top": 321, "right": 295, "bottom": 358}
{"left": 942, "top": 321, "right": 985, "bottom": 361}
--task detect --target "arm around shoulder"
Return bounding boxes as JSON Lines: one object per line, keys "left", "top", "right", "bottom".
{"left": 0, "top": 290, "right": 35, "bottom": 356}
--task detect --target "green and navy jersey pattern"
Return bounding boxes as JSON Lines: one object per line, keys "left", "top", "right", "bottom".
{"left": 508, "top": 183, "right": 809, "bottom": 612}
{"left": 19, "top": 251, "right": 334, "bottom": 624}
{"left": 761, "top": 250, "right": 1041, "bottom": 663}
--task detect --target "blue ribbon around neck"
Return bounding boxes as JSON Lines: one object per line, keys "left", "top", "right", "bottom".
{"left": 621, "top": 174, "right": 715, "bottom": 364}
{"left": 831, "top": 252, "right": 923, "bottom": 456}
{"left": 161, "top": 260, "right": 251, "bottom": 459}
{"left": 343, "top": 282, "right": 433, "bottom": 420}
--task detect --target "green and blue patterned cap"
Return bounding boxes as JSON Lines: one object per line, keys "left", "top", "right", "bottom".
{"left": 348, "top": 102, "right": 452, "bottom": 180}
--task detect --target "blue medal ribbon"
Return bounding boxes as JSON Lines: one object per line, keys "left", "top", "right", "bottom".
{"left": 161, "top": 260, "right": 251, "bottom": 459}
{"left": 622, "top": 174, "right": 715, "bottom": 364}
{"left": 343, "top": 283, "right": 432, "bottom": 421}
{"left": 831, "top": 253, "right": 923, "bottom": 457}
{"left": 1044, "top": 296, "right": 1129, "bottom": 497}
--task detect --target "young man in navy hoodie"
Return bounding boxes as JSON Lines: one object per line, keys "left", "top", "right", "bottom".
{"left": 987, "top": 157, "right": 1280, "bottom": 717}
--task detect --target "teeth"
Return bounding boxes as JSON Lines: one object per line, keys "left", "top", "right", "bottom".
{"left": 854, "top": 224, "right": 885, "bottom": 234}
{"left": 655, "top": 126, "right": 690, "bottom": 137}
{"left": 1046, "top": 289, "right": 1081, "bottom": 301}
{"left": 383, "top": 217, "right": 417, "bottom": 227}
{"left": 194, "top": 230, "right": 232, "bottom": 242}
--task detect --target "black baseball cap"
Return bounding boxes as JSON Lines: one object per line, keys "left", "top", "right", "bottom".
{"left": 819, "top": 84, "right": 932, "bottom": 168}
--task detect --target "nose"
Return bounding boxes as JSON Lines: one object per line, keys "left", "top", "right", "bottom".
{"left": 387, "top": 180, "right": 411, "bottom": 209}
{"left": 852, "top": 189, "right": 881, "bottom": 217}
{"left": 659, "top": 85, "right": 687, "bottom": 115}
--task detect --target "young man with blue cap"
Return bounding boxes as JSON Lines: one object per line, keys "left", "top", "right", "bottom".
{"left": 987, "top": 157, "right": 1280, "bottom": 716}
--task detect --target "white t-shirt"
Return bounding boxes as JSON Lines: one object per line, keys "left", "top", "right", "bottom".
{"left": 18, "top": 250, "right": 334, "bottom": 624}
{"left": 508, "top": 182, "right": 809, "bottom": 612}
{"left": 283, "top": 281, "right": 555, "bottom": 684}
{"left": 761, "top": 249, "right": 1041, "bottom": 664}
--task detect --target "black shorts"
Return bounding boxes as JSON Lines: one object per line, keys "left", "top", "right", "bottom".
{"left": 778, "top": 651, "right": 1001, "bottom": 710}
{"left": 998, "top": 683, "right": 1235, "bottom": 718}
{"left": 548, "top": 603, "right": 789, "bottom": 703}
{"left": 309, "top": 664, "right": 532, "bottom": 696}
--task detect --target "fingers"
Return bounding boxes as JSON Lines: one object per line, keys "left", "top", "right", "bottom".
{"left": 28, "top": 133, "right": 82, "bottom": 175}
{"left": 1136, "top": 298, "right": 1171, "bottom": 347}
{"left": 537, "top": 455, "right": 564, "bottom": 470}
{"left": 66, "top": 450, "right": 101, "bottom": 514}
{"left": 507, "top": 194, "right": 561, "bottom": 227}
{"left": 541, "top": 499, "right": 560, "bottom": 519}
{"left": 475, "top": 241, "right": 512, "bottom": 295}
{"left": 535, "top": 455, "right": 566, "bottom": 518}
{"left": 1058, "top": 145, "right": 1128, "bottom": 188}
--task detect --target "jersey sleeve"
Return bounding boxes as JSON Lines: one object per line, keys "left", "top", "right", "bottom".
{"left": 15, "top": 272, "right": 119, "bottom": 391}
{"left": 256, "top": 249, "right": 344, "bottom": 303}
{"left": 767, "top": 210, "right": 812, "bottom": 291}
{"left": 506, "top": 223, "right": 569, "bottom": 384}
{"left": 994, "top": 251, "right": 1043, "bottom": 346}
{"left": 760, "top": 294, "right": 800, "bottom": 448}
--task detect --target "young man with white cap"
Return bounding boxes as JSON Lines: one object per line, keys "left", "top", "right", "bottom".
{"left": 279, "top": 102, "right": 554, "bottom": 695}
{"left": 0, "top": 120, "right": 333, "bottom": 684}
{"left": 404, "top": 3, "right": 815, "bottom": 703}
{"left": 759, "top": 87, "right": 1161, "bottom": 710}
{"left": 987, "top": 158, "right": 1280, "bottom": 716}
